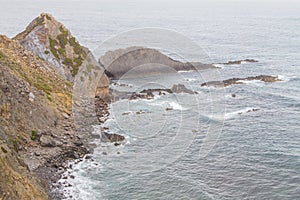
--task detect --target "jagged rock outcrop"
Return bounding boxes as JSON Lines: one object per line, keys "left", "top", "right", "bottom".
{"left": 201, "top": 75, "right": 281, "bottom": 87}
{"left": 14, "top": 13, "right": 87, "bottom": 81}
{"left": 99, "top": 46, "right": 215, "bottom": 79}
{"left": 14, "top": 13, "right": 109, "bottom": 93}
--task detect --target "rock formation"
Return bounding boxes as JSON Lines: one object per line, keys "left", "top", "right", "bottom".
{"left": 99, "top": 46, "right": 215, "bottom": 79}
{"left": 201, "top": 75, "right": 281, "bottom": 87}
{"left": 14, "top": 13, "right": 109, "bottom": 92}
{"left": 111, "top": 84, "right": 198, "bottom": 101}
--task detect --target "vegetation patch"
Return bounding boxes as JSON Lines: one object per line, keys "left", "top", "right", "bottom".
{"left": 49, "top": 38, "right": 59, "bottom": 60}
{"left": 0, "top": 50, "right": 6, "bottom": 61}
{"left": 62, "top": 58, "right": 73, "bottom": 66}
{"left": 45, "top": 14, "right": 51, "bottom": 20}
{"left": 11, "top": 137, "right": 20, "bottom": 152}
{"left": 47, "top": 94, "right": 52, "bottom": 102}
{"left": 57, "top": 34, "right": 68, "bottom": 48}
{"left": 30, "top": 130, "right": 37, "bottom": 141}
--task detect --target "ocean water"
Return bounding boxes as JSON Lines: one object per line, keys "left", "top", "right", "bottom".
{"left": 1, "top": 0, "right": 299, "bottom": 199}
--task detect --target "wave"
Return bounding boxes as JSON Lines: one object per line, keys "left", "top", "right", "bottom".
{"left": 186, "top": 78, "right": 197, "bottom": 82}
{"left": 213, "top": 64, "right": 225, "bottom": 68}
{"left": 149, "top": 100, "right": 187, "bottom": 110}
{"left": 277, "top": 75, "right": 300, "bottom": 82}
{"left": 236, "top": 79, "right": 263, "bottom": 85}
{"left": 178, "top": 70, "right": 191, "bottom": 73}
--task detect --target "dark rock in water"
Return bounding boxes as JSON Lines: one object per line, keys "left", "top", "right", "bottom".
{"left": 114, "top": 143, "right": 121, "bottom": 146}
{"left": 218, "top": 59, "right": 258, "bottom": 65}
{"left": 130, "top": 91, "right": 154, "bottom": 100}
{"left": 136, "top": 110, "right": 149, "bottom": 115}
{"left": 122, "top": 112, "right": 131, "bottom": 115}
{"left": 166, "top": 107, "right": 173, "bottom": 111}
{"left": 232, "top": 94, "right": 236, "bottom": 98}
{"left": 99, "top": 46, "right": 215, "bottom": 79}
{"left": 201, "top": 75, "right": 281, "bottom": 87}
{"left": 170, "top": 84, "right": 198, "bottom": 94}
{"left": 128, "top": 84, "right": 197, "bottom": 100}
{"left": 101, "top": 132, "right": 125, "bottom": 143}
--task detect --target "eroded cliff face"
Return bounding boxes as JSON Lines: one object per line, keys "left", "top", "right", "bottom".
{"left": 0, "top": 34, "right": 73, "bottom": 199}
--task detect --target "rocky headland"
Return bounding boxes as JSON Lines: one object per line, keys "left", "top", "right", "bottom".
{"left": 99, "top": 46, "right": 216, "bottom": 79}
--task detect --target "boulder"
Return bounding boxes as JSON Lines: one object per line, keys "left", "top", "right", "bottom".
{"left": 39, "top": 135, "right": 56, "bottom": 147}
{"left": 101, "top": 132, "right": 125, "bottom": 143}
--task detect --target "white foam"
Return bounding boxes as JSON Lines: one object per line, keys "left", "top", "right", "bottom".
{"left": 236, "top": 79, "right": 262, "bottom": 85}
{"left": 178, "top": 70, "right": 191, "bottom": 73}
{"left": 213, "top": 64, "right": 225, "bottom": 68}
{"left": 186, "top": 78, "right": 197, "bottom": 82}
{"left": 169, "top": 101, "right": 183, "bottom": 110}
{"left": 276, "top": 75, "right": 293, "bottom": 82}
{"left": 225, "top": 107, "right": 259, "bottom": 119}
{"left": 149, "top": 100, "right": 186, "bottom": 110}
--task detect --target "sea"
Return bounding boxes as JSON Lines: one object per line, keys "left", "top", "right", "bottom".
{"left": 1, "top": 0, "right": 299, "bottom": 199}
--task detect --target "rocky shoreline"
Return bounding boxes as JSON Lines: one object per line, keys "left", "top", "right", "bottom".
{"left": 36, "top": 96, "right": 112, "bottom": 200}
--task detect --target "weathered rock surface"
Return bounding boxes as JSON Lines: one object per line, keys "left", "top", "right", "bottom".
{"left": 40, "top": 135, "right": 57, "bottom": 147}
{"left": 99, "top": 46, "right": 215, "bottom": 79}
{"left": 201, "top": 75, "right": 281, "bottom": 87}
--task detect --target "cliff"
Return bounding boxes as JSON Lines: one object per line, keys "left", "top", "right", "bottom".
{"left": 0, "top": 12, "right": 112, "bottom": 199}
{"left": 99, "top": 46, "right": 215, "bottom": 79}
{"left": 0, "top": 34, "right": 74, "bottom": 199}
